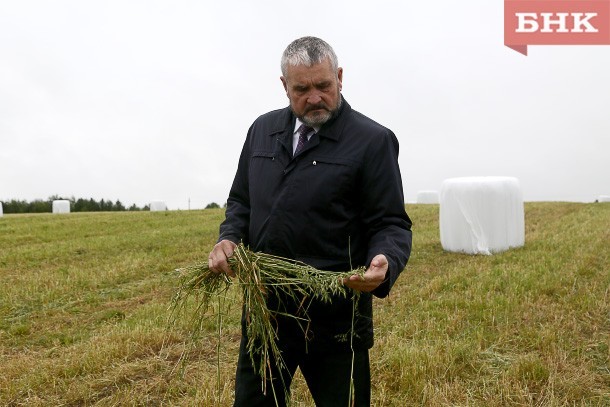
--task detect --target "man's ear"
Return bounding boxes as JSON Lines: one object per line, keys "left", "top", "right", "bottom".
{"left": 280, "top": 76, "right": 288, "bottom": 94}
{"left": 337, "top": 67, "right": 343, "bottom": 91}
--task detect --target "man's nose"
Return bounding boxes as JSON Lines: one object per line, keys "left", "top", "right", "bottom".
{"left": 306, "top": 93, "right": 322, "bottom": 105}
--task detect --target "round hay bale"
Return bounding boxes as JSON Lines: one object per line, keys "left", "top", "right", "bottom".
{"left": 52, "top": 200, "right": 71, "bottom": 214}
{"left": 416, "top": 190, "right": 439, "bottom": 204}
{"left": 440, "top": 176, "right": 524, "bottom": 255}
{"left": 150, "top": 200, "right": 168, "bottom": 211}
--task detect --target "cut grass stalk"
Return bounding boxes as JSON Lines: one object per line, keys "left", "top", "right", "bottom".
{"left": 169, "top": 243, "right": 364, "bottom": 401}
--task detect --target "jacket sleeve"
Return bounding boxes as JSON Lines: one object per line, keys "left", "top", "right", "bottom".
{"left": 218, "top": 126, "right": 253, "bottom": 245}
{"left": 360, "top": 129, "right": 412, "bottom": 298}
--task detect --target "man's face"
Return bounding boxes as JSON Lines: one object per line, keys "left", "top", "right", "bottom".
{"left": 281, "top": 58, "right": 343, "bottom": 128}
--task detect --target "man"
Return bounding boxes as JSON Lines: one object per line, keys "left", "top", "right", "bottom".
{"left": 208, "top": 36, "right": 412, "bottom": 406}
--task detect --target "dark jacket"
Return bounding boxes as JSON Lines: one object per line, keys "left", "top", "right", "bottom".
{"left": 219, "top": 97, "right": 412, "bottom": 350}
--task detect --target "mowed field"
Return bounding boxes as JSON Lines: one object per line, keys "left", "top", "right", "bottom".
{"left": 0, "top": 203, "right": 608, "bottom": 406}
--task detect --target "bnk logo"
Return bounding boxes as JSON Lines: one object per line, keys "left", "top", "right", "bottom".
{"left": 504, "top": 0, "right": 610, "bottom": 55}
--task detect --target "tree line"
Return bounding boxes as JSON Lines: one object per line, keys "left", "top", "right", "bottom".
{"left": 1, "top": 196, "right": 148, "bottom": 214}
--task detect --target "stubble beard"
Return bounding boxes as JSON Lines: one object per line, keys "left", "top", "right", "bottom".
{"left": 292, "top": 92, "right": 342, "bottom": 128}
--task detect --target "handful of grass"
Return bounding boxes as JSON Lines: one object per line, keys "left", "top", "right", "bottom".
{"left": 170, "top": 243, "right": 364, "bottom": 396}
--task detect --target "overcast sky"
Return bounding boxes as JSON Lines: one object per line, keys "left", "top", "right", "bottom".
{"left": 1, "top": 0, "right": 608, "bottom": 210}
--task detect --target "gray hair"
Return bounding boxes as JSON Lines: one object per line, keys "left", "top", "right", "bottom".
{"left": 281, "top": 36, "right": 339, "bottom": 77}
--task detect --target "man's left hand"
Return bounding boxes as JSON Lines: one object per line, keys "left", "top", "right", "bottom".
{"left": 343, "top": 254, "right": 388, "bottom": 292}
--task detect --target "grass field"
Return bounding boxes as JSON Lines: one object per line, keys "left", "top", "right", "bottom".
{"left": 0, "top": 203, "right": 608, "bottom": 406}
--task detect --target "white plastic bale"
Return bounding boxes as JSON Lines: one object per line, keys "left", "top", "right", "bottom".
{"left": 439, "top": 176, "right": 525, "bottom": 255}
{"left": 150, "top": 200, "right": 168, "bottom": 211}
{"left": 0, "top": 202, "right": 3, "bottom": 217}
{"left": 52, "top": 200, "right": 71, "bottom": 214}
{"left": 598, "top": 195, "right": 610, "bottom": 202}
{"left": 416, "top": 190, "right": 439, "bottom": 204}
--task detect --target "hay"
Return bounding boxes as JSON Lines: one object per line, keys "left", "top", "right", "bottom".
{"left": 440, "top": 176, "right": 524, "bottom": 254}
{"left": 169, "top": 243, "right": 364, "bottom": 397}
{"left": 416, "top": 190, "right": 439, "bottom": 204}
{"left": 52, "top": 200, "right": 70, "bottom": 214}
{"left": 150, "top": 200, "right": 167, "bottom": 211}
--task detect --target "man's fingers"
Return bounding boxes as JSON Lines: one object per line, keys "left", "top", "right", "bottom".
{"left": 208, "top": 240, "right": 237, "bottom": 277}
{"left": 208, "top": 253, "right": 224, "bottom": 274}
{"left": 343, "top": 274, "right": 373, "bottom": 291}
{"left": 343, "top": 255, "right": 388, "bottom": 292}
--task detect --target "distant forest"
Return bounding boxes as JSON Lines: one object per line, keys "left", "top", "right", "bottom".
{"left": 1, "top": 196, "right": 148, "bottom": 214}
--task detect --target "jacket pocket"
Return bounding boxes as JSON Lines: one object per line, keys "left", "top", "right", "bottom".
{"left": 298, "top": 155, "right": 358, "bottom": 202}
{"left": 249, "top": 150, "right": 283, "bottom": 211}
{"left": 309, "top": 155, "right": 357, "bottom": 168}
{"left": 251, "top": 150, "right": 275, "bottom": 160}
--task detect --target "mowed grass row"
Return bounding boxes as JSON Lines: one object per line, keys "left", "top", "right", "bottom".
{"left": 0, "top": 203, "right": 608, "bottom": 406}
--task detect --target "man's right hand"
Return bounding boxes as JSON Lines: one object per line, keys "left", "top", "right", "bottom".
{"left": 208, "top": 240, "right": 237, "bottom": 277}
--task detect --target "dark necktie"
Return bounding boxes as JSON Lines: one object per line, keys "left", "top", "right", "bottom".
{"left": 294, "top": 124, "right": 314, "bottom": 155}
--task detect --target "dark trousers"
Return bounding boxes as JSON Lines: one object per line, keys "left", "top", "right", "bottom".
{"left": 233, "top": 334, "right": 371, "bottom": 406}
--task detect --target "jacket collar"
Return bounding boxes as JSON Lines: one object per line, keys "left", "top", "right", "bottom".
{"left": 316, "top": 95, "right": 349, "bottom": 142}
{"left": 267, "top": 95, "right": 351, "bottom": 142}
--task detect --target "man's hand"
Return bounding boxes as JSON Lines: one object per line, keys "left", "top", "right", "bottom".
{"left": 208, "top": 240, "right": 237, "bottom": 277}
{"left": 343, "top": 254, "right": 388, "bottom": 292}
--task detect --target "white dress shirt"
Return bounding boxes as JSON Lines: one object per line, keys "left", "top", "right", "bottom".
{"left": 292, "top": 119, "right": 318, "bottom": 154}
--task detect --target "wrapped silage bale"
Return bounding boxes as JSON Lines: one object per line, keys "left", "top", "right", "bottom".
{"left": 416, "top": 190, "right": 439, "bottom": 204}
{"left": 52, "top": 200, "right": 71, "bottom": 214}
{"left": 150, "top": 200, "right": 168, "bottom": 211}
{"left": 598, "top": 195, "right": 610, "bottom": 202}
{"left": 440, "top": 176, "right": 524, "bottom": 255}
{"left": 0, "top": 202, "right": 3, "bottom": 217}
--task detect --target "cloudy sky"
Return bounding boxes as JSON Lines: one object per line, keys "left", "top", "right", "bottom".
{"left": 1, "top": 0, "right": 608, "bottom": 210}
